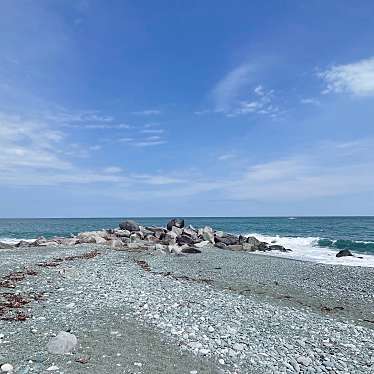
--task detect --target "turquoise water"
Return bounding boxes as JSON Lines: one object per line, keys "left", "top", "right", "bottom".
{"left": 1, "top": 217, "right": 374, "bottom": 254}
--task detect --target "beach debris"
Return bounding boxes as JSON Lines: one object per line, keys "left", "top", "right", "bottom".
{"left": 47, "top": 331, "right": 78, "bottom": 354}
{"left": 336, "top": 249, "right": 353, "bottom": 257}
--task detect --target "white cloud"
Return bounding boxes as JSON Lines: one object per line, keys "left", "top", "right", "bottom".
{"left": 319, "top": 57, "right": 374, "bottom": 96}
{"left": 140, "top": 128, "right": 164, "bottom": 134}
{"left": 103, "top": 166, "right": 123, "bottom": 174}
{"left": 224, "top": 140, "right": 374, "bottom": 201}
{"left": 218, "top": 153, "right": 235, "bottom": 161}
{"left": 229, "top": 85, "right": 279, "bottom": 118}
{"left": 300, "top": 98, "right": 320, "bottom": 105}
{"left": 132, "top": 109, "right": 161, "bottom": 116}
{"left": 134, "top": 140, "right": 166, "bottom": 147}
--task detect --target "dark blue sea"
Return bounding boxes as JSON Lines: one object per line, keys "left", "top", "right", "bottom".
{"left": 1, "top": 217, "right": 374, "bottom": 265}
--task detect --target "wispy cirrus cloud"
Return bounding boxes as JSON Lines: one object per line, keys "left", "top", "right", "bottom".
{"left": 319, "top": 57, "right": 374, "bottom": 96}
{"left": 210, "top": 63, "right": 281, "bottom": 118}
{"left": 212, "top": 63, "right": 254, "bottom": 112}
{"left": 132, "top": 109, "right": 162, "bottom": 116}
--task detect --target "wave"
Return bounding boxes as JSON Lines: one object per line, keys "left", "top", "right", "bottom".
{"left": 245, "top": 233, "right": 374, "bottom": 267}
{"left": 317, "top": 238, "right": 374, "bottom": 252}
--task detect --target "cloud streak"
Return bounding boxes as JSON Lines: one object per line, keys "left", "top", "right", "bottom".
{"left": 319, "top": 57, "right": 374, "bottom": 96}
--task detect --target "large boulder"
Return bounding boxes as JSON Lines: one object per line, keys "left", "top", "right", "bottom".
{"left": 166, "top": 218, "right": 185, "bottom": 231}
{"left": 200, "top": 226, "right": 215, "bottom": 243}
{"left": 171, "top": 226, "right": 183, "bottom": 236}
{"left": 146, "top": 226, "right": 165, "bottom": 239}
{"left": 194, "top": 240, "right": 211, "bottom": 248}
{"left": 47, "top": 331, "right": 78, "bottom": 354}
{"left": 336, "top": 249, "right": 353, "bottom": 258}
{"left": 0, "top": 242, "right": 14, "bottom": 249}
{"left": 215, "top": 234, "right": 239, "bottom": 246}
{"left": 115, "top": 229, "right": 131, "bottom": 238}
{"left": 177, "top": 234, "right": 195, "bottom": 246}
{"left": 268, "top": 244, "right": 291, "bottom": 252}
{"left": 119, "top": 220, "right": 140, "bottom": 232}
{"left": 163, "top": 231, "right": 178, "bottom": 245}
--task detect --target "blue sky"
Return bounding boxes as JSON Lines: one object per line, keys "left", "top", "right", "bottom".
{"left": 1, "top": 0, "right": 374, "bottom": 217}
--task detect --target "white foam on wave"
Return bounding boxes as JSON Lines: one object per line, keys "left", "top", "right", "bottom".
{"left": 246, "top": 233, "right": 374, "bottom": 268}
{"left": 0, "top": 237, "right": 34, "bottom": 244}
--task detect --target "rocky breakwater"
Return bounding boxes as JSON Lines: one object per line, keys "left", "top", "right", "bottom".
{"left": 1, "top": 218, "right": 292, "bottom": 255}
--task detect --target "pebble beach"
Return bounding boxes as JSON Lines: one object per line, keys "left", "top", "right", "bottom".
{"left": 1, "top": 220, "right": 374, "bottom": 373}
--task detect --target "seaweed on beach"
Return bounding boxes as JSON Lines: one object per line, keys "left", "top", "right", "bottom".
{"left": 0, "top": 269, "right": 38, "bottom": 288}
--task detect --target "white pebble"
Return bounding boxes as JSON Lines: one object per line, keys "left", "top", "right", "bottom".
{"left": 1, "top": 364, "right": 13, "bottom": 373}
{"left": 46, "top": 366, "right": 59, "bottom": 371}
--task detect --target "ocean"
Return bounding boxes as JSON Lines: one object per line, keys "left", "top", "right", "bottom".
{"left": 1, "top": 216, "right": 374, "bottom": 266}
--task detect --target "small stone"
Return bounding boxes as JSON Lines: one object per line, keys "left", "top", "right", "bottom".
{"left": 297, "top": 356, "right": 312, "bottom": 366}
{"left": 218, "top": 359, "right": 225, "bottom": 365}
{"left": 75, "top": 355, "right": 90, "bottom": 364}
{"left": 208, "top": 326, "right": 215, "bottom": 333}
{"left": 0, "top": 364, "right": 13, "bottom": 373}
{"left": 46, "top": 366, "right": 59, "bottom": 371}
{"left": 134, "top": 362, "right": 142, "bottom": 367}
{"left": 47, "top": 331, "right": 78, "bottom": 354}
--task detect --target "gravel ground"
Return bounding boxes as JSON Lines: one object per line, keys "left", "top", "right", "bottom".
{"left": 1, "top": 245, "right": 374, "bottom": 374}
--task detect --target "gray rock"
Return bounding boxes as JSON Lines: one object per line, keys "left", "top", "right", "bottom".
{"left": 47, "top": 331, "right": 78, "bottom": 354}
{"left": 215, "top": 234, "right": 239, "bottom": 246}
{"left": 177, "top": 234, "right": 195, "bottom": 246}
{"left": 163, "top": 231, "right": 178, "bottom": 244}
{"left": 119, "top": 220, "right": 140, "bottom": 232}
{"left": 171, "top": 226, "right": 183, "bottom": 236}
{"left": 0, "top": 242, "right": 14, "bottom": 249}
{"left": 228, "top": 244, "right": 244, "bottom": 251}
{"left": 183, "top": 227, "right": 198, "bottom": 238}
{"left": 115, "top": 229, "right": 131, "bottom": 238}
{"left": 201, "top": 226, "right": 215, "bottom": 243}
{"left": 166, "top": 218, "right": 185, "bottom": 231}
{"left": 214, "top": 242, "right": 227, "bottom": 249}
{"left": 194, "top": 240, "right": 211, "bottom": 248}
{"left": 110, "top": 239, "right": 124, "bottom": 249}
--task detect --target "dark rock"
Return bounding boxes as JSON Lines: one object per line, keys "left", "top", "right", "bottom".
{"left": 336, "top": 249, "right": 353, "bottom": 258}
{"left": 16, "top": 240, "right": 32, "bottom": 247}
{"left": 166, "top": 218, "right": 185, "bottom": 231}
{"left": 214, "top": 242, "right": 228, "bottom": 249}
{"left": 268, "top": 244, "right": 287, "bottom": 252}
{"left": 238, "top": 235, "right": 246, "bottom": 244}
{"left": 177, "top": 234, "right": 195, "bottom": 246}
{"left": 146, "top": 226, "right": 165, "bottom": 238}
{"left": 215, "top": 234, "right": 239, "bottom": 246}
{"left": 181, "top": 247, "right": 201, "bottom": 254}
{"left": 257, "top": 242, "right": 269, "bottom": 252}
{"left": 119, "top": 220, "right": 140, "bottom": 232}
{"left": 0, "top": 241, "right": 14, "bottom": 249}
{"left": 246, "top": 236, "right": 261, "bottom": 246}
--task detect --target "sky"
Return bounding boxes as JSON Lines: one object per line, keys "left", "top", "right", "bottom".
{"left": 1, "top": 0, "right": 374, "bottom": 217}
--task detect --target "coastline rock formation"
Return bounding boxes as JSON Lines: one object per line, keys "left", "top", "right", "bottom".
{"left": 4, "top": 218, "right": 294, "bottom": 256}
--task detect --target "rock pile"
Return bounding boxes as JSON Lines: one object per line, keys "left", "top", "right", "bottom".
{"left": 3, "top": 219, "right": 292, "bottom": 255}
